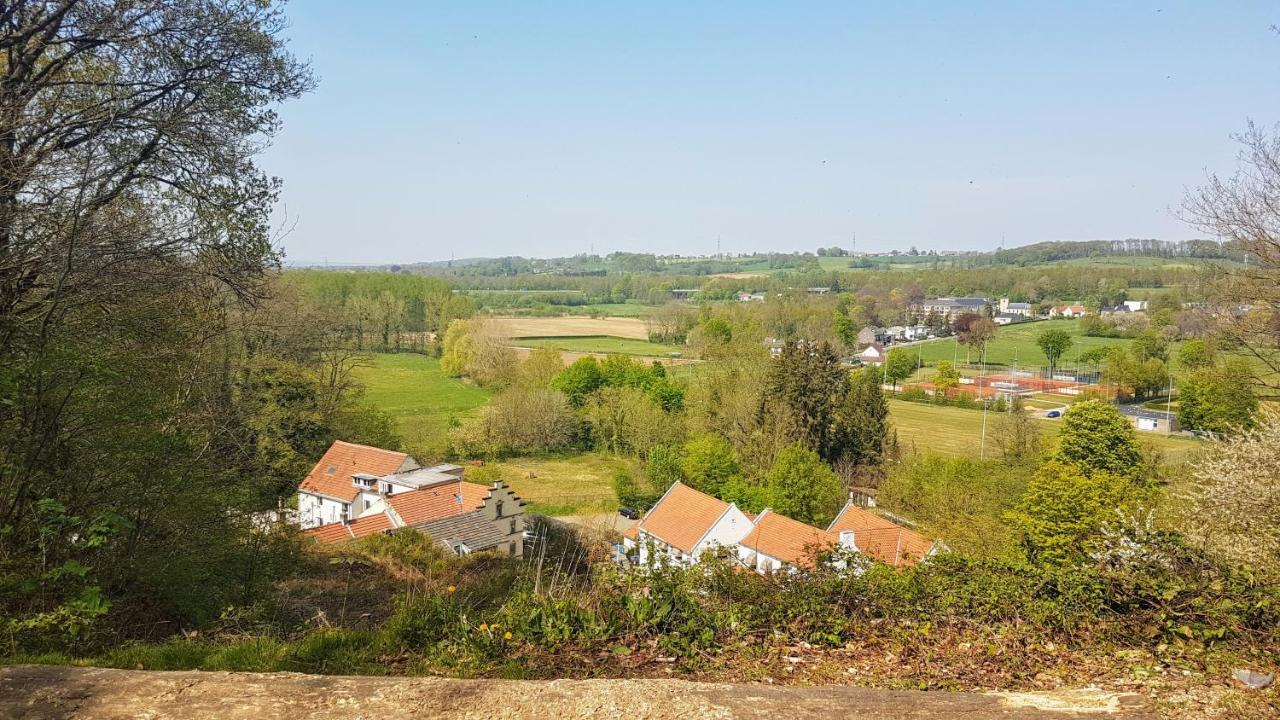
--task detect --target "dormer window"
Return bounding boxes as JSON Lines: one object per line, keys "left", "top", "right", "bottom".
{"left": 353, "top": 476, "right": 375, "bottom": 489}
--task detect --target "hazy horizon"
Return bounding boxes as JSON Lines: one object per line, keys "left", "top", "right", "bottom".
{"left": 263, "top": 2, "right": 1280, "bottom": 266}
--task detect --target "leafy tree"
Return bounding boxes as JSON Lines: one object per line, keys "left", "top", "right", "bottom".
{"left": 520, "top": 347, "right": 566, "bottom": 387}
{"left": 1035, "top": 329, "right": 1073, "bottom": 374}
{"left": 883, "top": 347, "right": 916, "bottom": 390}
{"left": 1131, "top": 330, "right": 1170, "bottom": 362}
{"left": 1176, "top": 339, "right": 1217, "bottom": 370}
{"left": 451, "top": 387, "right": 577, "bottom": 457}
{"left": 646, "top": 445, "right": 685, "bottom": 490}
{"left": 613, "top": 467, "right": 665, "bottom": 511}
{"left": 764, "top": 444, "right": 845, "bottom": 527}
{"left": 932, "top": 360, "right": 961, "bottom": 395}
{"left": 953, "top": 314, "right": 996, "bottom": 362}
{"left": 1053, "top": 400, "right": 1143, "bottom": 479}
{"left": 1009, "top": 461, "right": 1137, "bottom": 566}
{"left": 680, "top": 435, "right": 740, "bottom": 496}
{"left": 551, "top": 357, "right": 605, "bottom": 406}
{"left": 1177, "top": 361, "right": 1258, "bottom": 434}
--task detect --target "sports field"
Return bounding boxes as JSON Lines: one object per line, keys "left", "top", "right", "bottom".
{"left": 889, "top": 399, "right": 1200, "bottom": 464}
{"left": 912, "top": 319, "right": 1134, "bottom": 367}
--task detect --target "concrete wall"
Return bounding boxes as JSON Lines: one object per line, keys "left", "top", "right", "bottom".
{"left": 297, "top": 492, "right": 348, "bottom": 529}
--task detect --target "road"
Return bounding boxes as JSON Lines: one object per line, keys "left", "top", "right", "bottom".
{"left": 0, "top": 665, "right": 1155, "bottom": 719}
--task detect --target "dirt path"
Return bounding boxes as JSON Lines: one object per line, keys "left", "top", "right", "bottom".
{"left": 0, "top": 665, "right": 1154, "bottom": 719}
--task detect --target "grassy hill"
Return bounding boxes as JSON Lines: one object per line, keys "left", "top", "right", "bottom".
{"left": 352, "top": 353, "right": 492, "bottom": 459}
{"left": 911, "top": 319, "right": 1134, "bottom": 368}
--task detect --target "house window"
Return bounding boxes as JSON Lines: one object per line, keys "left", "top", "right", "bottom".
{"left": 353, "top": 476, "right": 374, "bottom": 489}
{"left": 495, "top": 500, "right": 504, "bottom": 518}
{"left": 509, "top": 517, "right": 517, "bottom": 535}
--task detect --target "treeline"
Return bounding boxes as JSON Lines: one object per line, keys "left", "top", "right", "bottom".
{"left": 283, "top": 270, "right": 476, "bottom": 351}
{"left": 971, "top": 239, "right": 1245, "bottom": 267}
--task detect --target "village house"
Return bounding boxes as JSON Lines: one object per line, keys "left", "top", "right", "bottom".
{"left": 858, "top": 343, "right": 886, "bottom": 366}
{"left": 736, "top": 509, "right": 837, "bottom": 573}
{"left": 297, "top": 440, "right": 526, "bottom": 556}
{"left": 620, "top": 482, "right": 755, "bottom": 567}
{"left": 856, "top": 326, "right": 880, "bottom": 346}
{"left": 827, "top": 501, "right": 937, "bottom": 567}
{"left": 736, "top": 290, "right": 766, "bottom": 302}
{"left": 1049, "top": 303, "right": 1088, "bottom": 319}
{"left": 622, "top": 484, "right": 938, "bottom": 574}
{"left": 993, "top": 312, "right": 1023, "bottom": 326}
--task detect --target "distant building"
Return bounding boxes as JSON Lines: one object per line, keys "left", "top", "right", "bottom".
{"left": 920, "top": 297, "right": 989, "bottom": 318}
{"left": 621, "top": 482, "right": 755, "bottom": 568}
{"left": 998, "top": 297, "right": 1033, "bottom": 317}
{"left": 1122, "top": 300, "right": 1148, "bottom": 312}
{"left": 1117, "top": 406, "right": 1179, "bottom": 433}
{"left": 856, "top": 326, "right": 880, "bottom": 345}
{"left": 1050, "top": 304, "right": 1088, "bottom": 318}
{"left": 826, "top": 502, "right": 938, "bottom": 567}
{"left": 858, "top": 343, "right": 886, "bottom": 366}
{"left": 737, "top": 291, "right": 766, "bottom": 302}
{"left": 994, "top": 312, "right": 1022, "bottom": 326}
{"left": 670, "top": 288, "right": 699, "bottom": 300}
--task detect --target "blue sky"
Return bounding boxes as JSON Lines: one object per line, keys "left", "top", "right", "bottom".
{"left": 262, "top": 2, "right": 1280, "bottom": 264}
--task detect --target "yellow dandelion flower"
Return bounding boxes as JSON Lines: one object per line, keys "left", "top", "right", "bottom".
{"left": 479, "top": 623, "right": 489, "bottom": 632}
{"left": 447, "top": 585, "right": 456, "bottom": 593}
{"left": 503, "top": 631, "right": 513, "bottom": 640}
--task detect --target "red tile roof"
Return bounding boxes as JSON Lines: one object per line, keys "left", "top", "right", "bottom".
{"left": 387, "top": 481, "right": 488, "bottom": 525}
{"left": 739, "top": 510, "right": 836, "bottom": 568}
{"left": 635, "top": 482, "right": 731, "bottom": 554}
{"left": 303, "top": 511, "right": 394, "bottom": 543}
{"left": 299, "top": 441, "right": 412, "bottom": 501}
{"left": 827, "top": 502, "right": 935, "bottom": 567}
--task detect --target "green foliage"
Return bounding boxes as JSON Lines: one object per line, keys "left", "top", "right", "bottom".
{"left": 1035, "top": 329, "right": 1073, "bottom": 372}
{"left": 761, "top": 340, "right": 850, "bottom": 461}
{"left": 1054, "top": 400, "right": 1143, "bottom": 479}
{"left": 1177, "top": 360, "right": 1258, "bottom": 433}
{"left": 680, "top": 435, "right": 741, "bottom": 496}
{"left": 613, "top": 467, "right": 665, "bottom": 510}
{"left": 440, "top": 319, "right": 473, "bottom": 377}
{"left": 835, "top": 368, "right": 890, "bottom": 467}
{"left": 764, "top": 445, "right": 844, "bottom": 527}
{"left": 932, "top": 360, "right": 960, "bottom": 392}
{"left": 883, "top": 347, "right": 916, "bottom": 388}
{"left": 1009, "top": 461, "right": 1140, "bottom": 566}
{"left": 878, "top": 455, "right": 1029, "bottom": 558}
{"left": 1131, "top": 329, "right": 1170, "bottom": 362}
{"left": 1176, "top": 339, "right": 1217, "bottom": 370}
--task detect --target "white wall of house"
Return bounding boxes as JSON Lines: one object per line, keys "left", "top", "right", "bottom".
{"left": 735, "top": 545, "right": 784, "bottom": 574}
{"left": 297, "top": 491, "right": 349, "bottom": 529}
{"left": 692, "top": 505, "right": 754, "bottom": 557}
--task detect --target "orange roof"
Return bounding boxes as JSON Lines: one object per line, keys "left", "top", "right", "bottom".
{"left": 828, "top": 502, "right": 935, "bottom": 567}
{"left": 827, "top": 503, "right": 901, "bottom": 534}
{"left": 739, "top": 510, "right": 836, "bottom": 567}
{"left": 300, "top": 441, "right": 412, "bottom": 501}
{"left": 622, "top": 524, "right": 640, "bottom": 541}
{"left": 387, "top": 481, "right": 488, "bottom": 525}
{"left": 635, "top": 482, "right": 731, "bottom": 554}
{"left": 303, "top": 511, "right": 395, "bottom": 544}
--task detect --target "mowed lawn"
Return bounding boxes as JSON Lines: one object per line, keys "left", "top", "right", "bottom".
{"left": 478, "top": 454, "right": 631, "bottom": 516}
{"left": 913, "top": 319, "right": 1134, "bottom": 368}
{"left": 352, "top": 353, "right": 491, "bottom": 458}
{"left": 889, "top": 399, "right": 1202, "bottom": 465}
{"left": 515, "top": 335, "right": 686, "bottom": 358}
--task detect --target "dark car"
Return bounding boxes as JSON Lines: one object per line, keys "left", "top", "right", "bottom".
{"left": 1046, "top": 409, "right": 1062, "bottom": 418}
{"left": 618, "top": 507, "right": 640, "bottom": 520}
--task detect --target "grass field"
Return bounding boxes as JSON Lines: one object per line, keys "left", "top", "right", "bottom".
{"left": 889, "top": 398, "right": 1201, "bottom": 465}
{"left": 352, "top": 353, "right": 492, "bottom": 459}
{"left": 912, "top": 319, "right": 1134, "bottom": 368}
{"left": 493, "top": 316, "right": 650, "bottom": 340}
{"left": 480, "top": 454, "right": 630, "bottom": 515}
{"left": 515, "top": 335, "right": 685, "bottom": 357}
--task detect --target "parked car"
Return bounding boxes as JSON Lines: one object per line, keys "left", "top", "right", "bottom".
{"left": 1045, "top": 409, "right": 1062, "bottom": 418}
{"left": 618, "top": 507, "right": 640, "bottom": 520}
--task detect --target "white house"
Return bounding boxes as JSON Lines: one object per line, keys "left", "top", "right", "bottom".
{"left": 858, "top": 343, "right": 886, "bottom": 366}
{"left": 295, "top": 440, "right": 473, "bottom": 529}
{"left": 1122, "top": 300, "right": 1148, "bottom": 312}
{"left": 1050, "top": 304, "right": 1087, "bottom": 319}
{"left": 621, "top": 482, "right": 754, "bottom": 567}
{"left": 827, "top": 501, "right": 938, "bottom": 567}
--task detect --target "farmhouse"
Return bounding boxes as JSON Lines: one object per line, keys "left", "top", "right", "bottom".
{"left": 621, "top": 482, "right": 754, "bottom": 567}
{"left": 993, "top": 312, "right": 1023, "bottom": 326}
{"left": 827, "top": 501, "right": 937, "bottom": 567}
